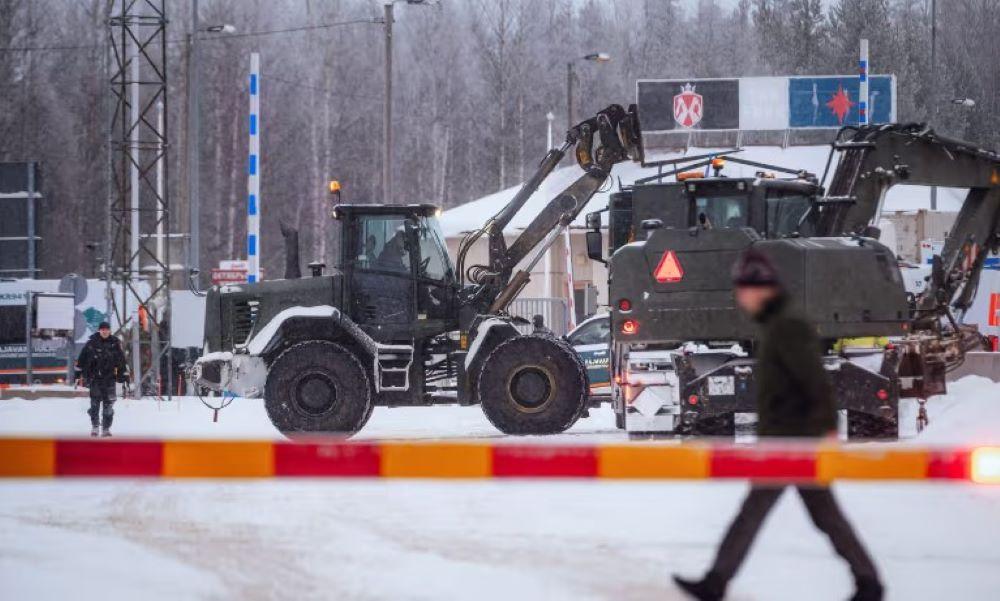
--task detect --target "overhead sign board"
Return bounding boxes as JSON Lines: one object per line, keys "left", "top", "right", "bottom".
{"left": 637, "top": 75, "right": 896, "bottom": 133}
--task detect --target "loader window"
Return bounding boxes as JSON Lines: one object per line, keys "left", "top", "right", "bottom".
{"left": 692, "top": 195, "right": 748, "bottom": 229}
{"left": 766, "top": 194, "right": 815, "bottom": 238}
{"left": 416, "top": 216, "right": 451, "bottom": 281}
{"left": 355, "top": 216, "right": 411, "bottom": 274}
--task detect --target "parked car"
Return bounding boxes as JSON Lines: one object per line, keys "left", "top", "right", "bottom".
{"left": 566, "top": 313, "right": 611, "bottom": 400}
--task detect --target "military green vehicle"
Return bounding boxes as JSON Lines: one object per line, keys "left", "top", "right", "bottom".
{"left": 586, "top": 124, "right": 1000, "bottom": 439}
{"left": 193, "top": 104, "right": 644, "bottom": 437}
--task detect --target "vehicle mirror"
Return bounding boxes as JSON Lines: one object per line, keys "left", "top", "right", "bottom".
{"left": 585, "top": 230, "right": 605, "bottom": 264}
{"left": 585, "top": 211, "right": 601, "bottom": 230}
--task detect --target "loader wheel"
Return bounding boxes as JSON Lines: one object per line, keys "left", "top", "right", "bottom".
{"left": 264, "top": 341, "right": 373, "bottom": 438}
{"left": 478, "top": 335, "right": 588, "bottom": 435}
{"left": 847, "top": 410, "right": 898, "bottom": 440}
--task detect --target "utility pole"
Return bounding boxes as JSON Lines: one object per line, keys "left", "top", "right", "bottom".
{"left": 383, "top": 2, "right": 394, "bottom": 204}
{"left": 930, "top": 0, "right": 937, "bottom": 210}
{"left": 187, "top": 0, "right": 201, "bottom": 280}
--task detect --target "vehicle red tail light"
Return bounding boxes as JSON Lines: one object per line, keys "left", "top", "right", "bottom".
{"left": 621, "top": 319, "right": 638, "bottom": 335}
{"left": 653, "top": 250, "right": 684, "bottom": 283}
{"left": 876, "top": 388, "right": 889, "bottom": 401}
{"left": 618, "top": 298, "right": 632, "bottom": 312}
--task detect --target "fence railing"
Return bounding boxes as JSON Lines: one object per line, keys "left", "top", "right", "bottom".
{"left": 509, "top": 297, "right": 570, "bottom": 336}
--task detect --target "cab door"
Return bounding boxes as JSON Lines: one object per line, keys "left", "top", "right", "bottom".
{"left": 413, "top": 216, "right": 458, "bottom": 336}
{"left": 346, "top": 214, "right": 418, "bottom": 340}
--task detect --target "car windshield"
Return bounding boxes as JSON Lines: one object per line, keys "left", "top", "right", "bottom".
{"left": 766, "top": 193, "right": 815, "bottom": 238}
{"left": 693, "top": 195, "right": 749, "bottom": 229}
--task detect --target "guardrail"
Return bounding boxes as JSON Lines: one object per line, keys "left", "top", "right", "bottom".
{"left": 1, "top": 438, "right": 998, "bottom": 483}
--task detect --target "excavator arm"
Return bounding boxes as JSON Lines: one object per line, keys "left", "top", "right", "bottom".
{"left": 821, "top": 123, "right": 1000, "bottom": 321}
{"left": 457, "top": 104, "right": 643, "bottom": 314}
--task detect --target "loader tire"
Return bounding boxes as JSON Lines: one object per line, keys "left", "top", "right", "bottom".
{"left": 478, "top": 335, "right": 588, "bottom": 435}
{"left": 264, "top": 341, "right": 373, "bottom": 438}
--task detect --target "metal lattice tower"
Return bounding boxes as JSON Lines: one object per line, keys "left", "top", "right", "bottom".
{"left": 106, "top": 0, "right": 172, "bottom": 399}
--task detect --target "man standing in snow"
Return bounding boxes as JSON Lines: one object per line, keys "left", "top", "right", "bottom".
{"left": 673, "top": 249, "right": 883, "bottom": 601}
{"left": 76, "top": 322, "right": 128, "bottom": 437}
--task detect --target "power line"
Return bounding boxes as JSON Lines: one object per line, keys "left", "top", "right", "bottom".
{"left": 263, "top": 74, "right": 381, "bottom": 101}
{"left": 0, "top": 18, "right": 377, "bottom": 53}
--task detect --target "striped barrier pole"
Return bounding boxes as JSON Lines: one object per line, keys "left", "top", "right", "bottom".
{"left": 247, "top": 52, "right": 261, "bottom": 284}
{"left": 0, "top": 439, "right": 998, "bottom": 484}
{"left": 859, "top": 38, "right": 869, "bottom": 126}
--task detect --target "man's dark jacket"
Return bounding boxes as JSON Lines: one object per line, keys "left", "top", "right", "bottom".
{"left": 77, "top": 332, "right": 127, "bottom": 386}
{"left": 754, "top": 296, "right": 837, "bottom": 437}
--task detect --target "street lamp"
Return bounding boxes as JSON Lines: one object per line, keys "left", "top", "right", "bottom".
{"left": 186, "top": 0, "right": 237, "bottom": 287}
{"left": 567, "top": 52, "right": 611, "bottom": 129}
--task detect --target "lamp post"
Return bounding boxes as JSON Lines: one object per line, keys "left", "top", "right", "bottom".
{"left": 381, "top": 0, "right": 432, "bottom": 204}
{"left": 186, "top": 0, "right": 236, "bottom": 285}
{"left": 566, "top": 52, "right": 610, "bottom": 130}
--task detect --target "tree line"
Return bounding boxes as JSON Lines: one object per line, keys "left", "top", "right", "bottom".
{"left": 0, "top": 0, "right": 996, "bottom": 279}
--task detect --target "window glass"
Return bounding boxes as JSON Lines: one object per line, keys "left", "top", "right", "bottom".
{"left": 766, "top": 194, "right": 814, "bottom": 238}
{"left": 356, "top": 216, "right": 410, "bottom": 274}
{"left": 416, "top": 216, "right": 451, "bottom": 281}
{"left": 569, "top": 318, "right": 610, "bottom": 346}
{"left": 693, "top": 195, "right": 749, "bottom": 229}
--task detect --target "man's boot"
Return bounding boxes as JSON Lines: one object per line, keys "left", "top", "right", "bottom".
{"left": 100, "top": 428, "right": 112, "bottom": 438}
{"left": 90, "top": 425, "right": 99, "bottom": 437}
{"left": 850, "top": 578, "right": 884, "bottom": 601}
{"left": 672, "top": 573, "right": 725, "bottom": 601}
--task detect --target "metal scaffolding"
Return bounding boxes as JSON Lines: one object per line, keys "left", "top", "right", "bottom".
{"left": 106, "top": 0, "right": 172, "bottom": 399}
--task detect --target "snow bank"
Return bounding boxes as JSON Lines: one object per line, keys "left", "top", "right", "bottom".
{"left": 905, "top": 375, "right": 1000, "bottom": 446}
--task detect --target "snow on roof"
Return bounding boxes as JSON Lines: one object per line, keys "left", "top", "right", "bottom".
{"left": 439, "top": 145, "right": 964, "bottom": 237}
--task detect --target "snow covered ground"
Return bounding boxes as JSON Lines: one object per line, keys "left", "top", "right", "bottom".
{"left": 2, "top": 376, "right": 999, "bottom": 600}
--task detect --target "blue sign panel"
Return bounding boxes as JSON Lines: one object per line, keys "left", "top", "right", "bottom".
{"left": 789, "top": 76, "right": 893, "bottom": 128}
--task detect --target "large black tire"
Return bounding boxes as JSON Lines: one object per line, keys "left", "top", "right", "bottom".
{"left": 264, "top": 341, "right": 373, "bottom": 438}
{"left": 477, "top": 335, "right": 588, "bottom": 435}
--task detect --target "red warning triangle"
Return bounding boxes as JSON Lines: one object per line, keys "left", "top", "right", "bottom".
{"left": 653, "top": 250, "right": 684, "bottom": 283}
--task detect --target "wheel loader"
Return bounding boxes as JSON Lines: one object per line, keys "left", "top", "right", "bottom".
{"left": 193, "top": 104, "right": 644, "bottom": 437}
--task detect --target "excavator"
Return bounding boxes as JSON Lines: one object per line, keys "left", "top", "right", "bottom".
{"left": 594, "top": 123, "right": 1000, "bottom": 438}
{"left": 193, "top": 104, "right": 643, "bottom": 437}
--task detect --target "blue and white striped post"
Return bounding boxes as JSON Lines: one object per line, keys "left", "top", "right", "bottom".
{"left": 247, "top": 52, "right": 261, "bottom": 283}
{"left": 859, "top": 38, "right": 869, "bottom": 126}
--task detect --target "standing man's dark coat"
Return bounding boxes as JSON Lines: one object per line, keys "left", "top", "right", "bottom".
{"left": 76, "top": 325, "right": 127, "bottom": 434}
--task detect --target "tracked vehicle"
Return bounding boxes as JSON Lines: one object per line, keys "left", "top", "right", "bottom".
{"left": 587, "top": 124, "right": 1000, "bottom": 438}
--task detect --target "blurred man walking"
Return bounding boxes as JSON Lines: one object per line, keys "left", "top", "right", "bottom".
{"left": 76, "top": 322, "right": 128, "bottom": 437}
{"left": 673, "top": 249, "right": 883, "bottom": 601}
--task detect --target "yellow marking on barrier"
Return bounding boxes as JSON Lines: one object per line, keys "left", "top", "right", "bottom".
{"left": 162, "top": 441, "right": 274, "bottom": 478}
{"left": 0, "top": 438, "right": 55, "bottom": 477}
{"left": 380, "top": 443, "right": 492, "bottom": 478}
{"left": 598, "top": 444, "right": 710, "bottom": 479}
{"left": 817, "top": 447, "right": 928, "bottom": 482}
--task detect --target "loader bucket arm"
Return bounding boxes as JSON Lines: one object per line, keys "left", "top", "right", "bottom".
{"left": 462, "top": 104, "right": 643, "bottom": 313}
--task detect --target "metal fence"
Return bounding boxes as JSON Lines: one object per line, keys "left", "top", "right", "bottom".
{"left": 509, "top": 297, "right": 571, "bottom": 336}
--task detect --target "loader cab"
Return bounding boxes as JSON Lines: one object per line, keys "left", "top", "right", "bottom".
{"left": 334, "top": 204, "right": 458, "bottom": 342}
